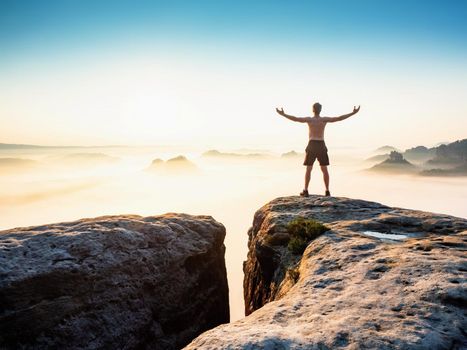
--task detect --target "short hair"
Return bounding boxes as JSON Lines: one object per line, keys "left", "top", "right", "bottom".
{"left": 313, "top": 102, "right": 322, "bottom": 114}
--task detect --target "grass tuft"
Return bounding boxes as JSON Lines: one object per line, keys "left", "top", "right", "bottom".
{"left": 287, "top": 217, "right": 329, "bottom": 255}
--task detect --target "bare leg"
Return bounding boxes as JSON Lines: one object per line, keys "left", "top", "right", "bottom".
{"left": 304, "top": 166, "right": 312, "bottom": 190}
{"left": 320, "top": 165, "right": 329, "bottom": 191}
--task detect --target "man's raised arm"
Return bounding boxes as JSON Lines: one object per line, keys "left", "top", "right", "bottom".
{"left": 275, "top": 107, "right": 310, "bottom": 123}
{"left": 324, "top": 105, "right": 361, "bottom": 123}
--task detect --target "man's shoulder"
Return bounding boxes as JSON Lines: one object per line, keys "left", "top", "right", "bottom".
{"left": 309, "top": 116, "right": 328, "bottom": 122}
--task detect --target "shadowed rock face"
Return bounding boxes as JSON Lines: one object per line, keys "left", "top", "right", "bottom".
{"left": 186, "top": 196, "right": 467, "bottom": 350}
{"left": 0, "top": 213, "right": 229, "bottom": 350}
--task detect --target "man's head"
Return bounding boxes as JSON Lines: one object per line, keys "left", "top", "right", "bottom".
{"left": 313, "top": 102, "right": 322, "bottom": 115}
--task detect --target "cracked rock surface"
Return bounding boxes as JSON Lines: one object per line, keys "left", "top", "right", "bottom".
{"left": 186, "top": 196, "right": 466, "bottom": 350}
{"left": 0, "top": 213, "right": 229, "bottom": 350}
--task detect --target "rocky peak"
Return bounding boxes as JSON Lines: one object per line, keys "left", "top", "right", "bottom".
{"left": 186, "top": 196, "right": 467, "bottom": 349}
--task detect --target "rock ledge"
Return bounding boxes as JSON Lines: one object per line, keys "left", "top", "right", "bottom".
{"left": 0, "top": 213, "right": 229, "bottom": 350}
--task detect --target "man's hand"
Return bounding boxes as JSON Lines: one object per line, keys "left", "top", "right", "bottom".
{"left": 325, "top": 105, "right": 361, "bottom": 123}
{"left": 276, "top": 107, "right": 285, "bottom": 116}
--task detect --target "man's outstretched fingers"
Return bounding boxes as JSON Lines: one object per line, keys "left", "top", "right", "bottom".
{"left": 276, "top": 107, "right": 285, "bottom": 115}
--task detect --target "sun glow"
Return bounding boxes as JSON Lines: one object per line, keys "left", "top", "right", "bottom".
{"left": 2, "top": 51, "right": 466, "bottom": 150}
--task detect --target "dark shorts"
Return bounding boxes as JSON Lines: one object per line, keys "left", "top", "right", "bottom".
{"left": 303, "top": 140, "right": 330, "bottom": 166}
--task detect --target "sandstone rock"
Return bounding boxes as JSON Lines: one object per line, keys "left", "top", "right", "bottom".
{"left": 0, "top": 213, "right": 229, "bottom": 349}
{"left": 186, "top": 196, "right": 466, "bottom": 349}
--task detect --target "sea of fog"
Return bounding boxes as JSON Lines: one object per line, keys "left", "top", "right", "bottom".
{"left": 1, "top": 145, "right": 466, "bottom": 321}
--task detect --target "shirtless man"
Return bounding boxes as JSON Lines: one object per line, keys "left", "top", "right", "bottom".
{"left": 276, "top": 103, "right": 360, "bottom": 197}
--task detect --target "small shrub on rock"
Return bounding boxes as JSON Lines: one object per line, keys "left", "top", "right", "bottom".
{"left": 288, "top": 237, "right": 308, "bottom": 254}
{"left": 287, "top": 217, "right": 329, "bottom": 254}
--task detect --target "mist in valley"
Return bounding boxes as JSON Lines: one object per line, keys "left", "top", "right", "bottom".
{"left": 1, "top": 145, "right": 466, "bottom": 321}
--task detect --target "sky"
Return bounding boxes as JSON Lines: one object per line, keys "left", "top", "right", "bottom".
{"left": 1, "top": 0, "right": 466, "bottom": 150}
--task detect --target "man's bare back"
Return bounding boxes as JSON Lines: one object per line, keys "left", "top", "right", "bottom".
{"left": 275, "top": 102, "right": 360, "bottom": 197}
{"left": 306, "top": 116, "right": 327, "bottom": 140}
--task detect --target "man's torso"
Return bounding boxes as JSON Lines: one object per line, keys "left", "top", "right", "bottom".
{"left": 306, "top": 116, "right": 327, "bottom": 140}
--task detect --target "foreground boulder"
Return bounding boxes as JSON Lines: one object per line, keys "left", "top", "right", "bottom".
{"left": 0, "top": 213, "right": 229, "bottom": 349}
{"left": 186, "top": 196, "right": 466, "bottom": 349}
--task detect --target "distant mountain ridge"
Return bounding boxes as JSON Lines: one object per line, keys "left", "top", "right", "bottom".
{"left": 281, "top": 150, "right": 303, "bottom": 158}
{"left": 369, "top": 151, "right": 417, "bottom": 173}
{"left": 0, "top": 143, "right": 128, "bottom": 149}
{"left": 202, "top": 150, "right": 270, "bottom": 158}
{"left": 403, "top": 145, "right": 436, "bottom": 162}
{"left": 427, "top": 139, "right": 467, "bottom": 164}
{"left": 374, "top": 145, "right": 400, "bottom": 153}
{"left": 146, "top": 155, "right": 198, "bottom": 174}
{"left": 368, "top": 139, "right": 467, "bottom": 176}
{"left": 420, "top": 163, "right": 467, "bottom": 177}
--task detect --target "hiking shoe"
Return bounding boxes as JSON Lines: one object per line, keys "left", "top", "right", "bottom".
{"left": 300, "top": 189, "right": 309, "bottom": 197}
{"left": 325, "top": 190, "right": 331, "bottom": 197}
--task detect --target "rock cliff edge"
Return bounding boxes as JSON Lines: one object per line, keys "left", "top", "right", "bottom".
{"left": 187, "top": 196, "right": 466, "bottom": 349}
